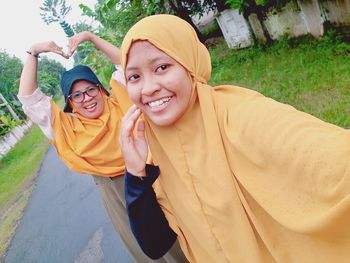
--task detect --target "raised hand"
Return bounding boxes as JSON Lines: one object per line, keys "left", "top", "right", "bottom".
{"left": 28, "top": 41, "right": 69, "bottom": 59}
{"left": 119, "top": 105, "right": 148, "bottom": 177}
{"left": 67, "top": 31, "right": 92, "bottom": 57}
{"left": 68, "top": 31, "right": 121, "bottom": 65}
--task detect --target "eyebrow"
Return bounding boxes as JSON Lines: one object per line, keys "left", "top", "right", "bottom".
{"left": 126, "top": 56, "right": 167, "bottom": 71}
{"left": 71, "top": 85, "right": 96, "bottom": 94}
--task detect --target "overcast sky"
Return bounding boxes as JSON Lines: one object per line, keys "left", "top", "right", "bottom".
{"left": 0, "top": 0, "right": 96, "bottom": 69}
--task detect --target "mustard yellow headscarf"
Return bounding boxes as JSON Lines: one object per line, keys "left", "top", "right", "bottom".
{"left": 121, "top": 15, "right": 350, "bottom": 263}
{"left": 51, "top": 80, "right": 132, "bottom": 177}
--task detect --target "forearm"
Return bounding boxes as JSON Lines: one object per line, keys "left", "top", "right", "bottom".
{"left": 125, "top": 165, "right": 176, "bottom": 259}
{"left": 86, "top": 32, "right": 121, "bottom": 65}
{"left": 18, "top": 50, "right": 39, "bottom": 96}
{"left": 18, "top": 41, "right": 67, "bottom": 96}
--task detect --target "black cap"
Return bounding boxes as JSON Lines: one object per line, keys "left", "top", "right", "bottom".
{"left": 60, "top": 65, "right": 108, "bottom": 112}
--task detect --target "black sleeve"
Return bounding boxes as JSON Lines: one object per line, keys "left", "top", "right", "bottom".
{"left": 125, "top": 164, "right": 177, "bottom": 259}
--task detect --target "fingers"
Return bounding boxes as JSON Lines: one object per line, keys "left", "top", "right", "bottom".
{"left": 120, "top": 105, "right": 142, "bottom": 144}
{"left": 122, "top": 104, "right": 138, "bottom": 122}
{"left": 136, "top": 119, "right": 146, "bottom": 140}
{"left": 67, "top": 38, "right": 77, "bottom": 57}
{"left": 67, "top": 32, "right": 88, "bottom": 57}
{"left": 55, "top": 47, "right": 69, "bottom": 59}
{"left": 49, "top": 41, "right": 69, "bottom": 59}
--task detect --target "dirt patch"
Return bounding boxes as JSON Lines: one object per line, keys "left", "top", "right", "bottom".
{"left": 205, "top": 37, "right": 225, "bottom": 48}
{"left": 300, "top": 88, "right": 344, "bottom": 114}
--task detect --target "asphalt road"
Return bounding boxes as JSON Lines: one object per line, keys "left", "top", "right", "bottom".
{"left": 4, "top": 145, "right": 133, "bottom": 263}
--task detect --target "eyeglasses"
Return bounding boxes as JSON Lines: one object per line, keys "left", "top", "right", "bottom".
{"left": 68, "top": 85, "right": 100, "bottom": 103}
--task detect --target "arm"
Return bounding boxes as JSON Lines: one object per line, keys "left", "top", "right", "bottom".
{"left": 125, "top": 165, "right": 176, "bottom": 259}
{"left": 120, "top": 106, "right": 176, "bottom": 258}
{"left": 18, "top": 41, "right": 68, "bottom": 96}
{"left": 68, "top": 31, "right": 121, "bottom": 65}
{"left": 18, "top": 41, "right": 67, "bottom": 140}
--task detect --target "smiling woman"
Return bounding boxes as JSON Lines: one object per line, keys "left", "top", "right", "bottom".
{"left": 126, "top": 41, "right": 192, "bottom": 126}
{"left": 120, "top": 14, "right": 350, "bottom": 263}
{"left": 64, "top": 74, "right": 106, "bottom": 119}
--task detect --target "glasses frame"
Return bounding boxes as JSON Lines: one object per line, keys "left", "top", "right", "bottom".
{"left": 68, "top": 85, "right": 101, "bottom": 103}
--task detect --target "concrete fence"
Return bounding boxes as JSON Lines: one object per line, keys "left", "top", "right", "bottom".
{"left": 216, "top": 0, "right": 350, "bottom": 48}
{"left": 0, "top": 121, "right": 32, "bottom": 160}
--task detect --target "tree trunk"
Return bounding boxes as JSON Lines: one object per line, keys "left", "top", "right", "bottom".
{"left": 0, "top": 93, "right": 20, "bottom": 121}
{"left": 244, "top": 0, "right": 273, "bottom": 44}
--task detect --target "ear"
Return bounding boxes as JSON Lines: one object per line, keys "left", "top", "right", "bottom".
{"left": 99, "top": 85, "right": 110, "bottom": 96}
{"left": 69, "top": 100, "right": 78, "bottom": 113}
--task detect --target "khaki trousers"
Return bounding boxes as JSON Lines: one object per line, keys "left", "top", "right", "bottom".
{"left": 92, "top": 175, "right": 188, "bottom": 263}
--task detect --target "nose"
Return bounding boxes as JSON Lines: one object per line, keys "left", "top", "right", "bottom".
{"left": 141, "top": 75, "right": 161, "bottom": 96}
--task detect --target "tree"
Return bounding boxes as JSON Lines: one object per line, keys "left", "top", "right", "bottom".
{"left": 79, "top": 0, "right": 144, "bottom": 86}
{"left": 73, "top": 20, "right": 94, "bottom": 34}
{"left": 77, "top": 0, "right": 229, "bottom": 84}
{"left": 40, "top": 0, "right": 75, "bottom": 37}
{"left": 38, "top": 72, "right": 60, "bottom": 97}
{"left": 80, "top": 0, "right": 145, "bottom": 45}
{"left": 38, "top": 56, "right": 66, "bottom": 80}
{"left": 0, "top": 50, "right": 23, "bottom": 102}
{"left": 38, "top": 56, "right": 66, "bottom": 97}
{"left": 0, "top": 50, "right": 25, "bottom": 121}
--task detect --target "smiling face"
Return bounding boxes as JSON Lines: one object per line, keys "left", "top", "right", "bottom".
{"left": 69, "top": 80, "right": 105, "bottom": 119}
{"left": 125, "top": 41, "right": 192, "bottom": 126}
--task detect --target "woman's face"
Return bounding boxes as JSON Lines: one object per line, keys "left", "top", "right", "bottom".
{"left": 69, "top": 80, "right": 105, "bottom": 119}
{"left": 125, "top": 41, "right": 192, "bottom": 126}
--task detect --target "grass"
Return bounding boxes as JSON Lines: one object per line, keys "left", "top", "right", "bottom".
{"left": 209, "top": 31, "right": 350, "bottom": 128}
{"left": 0, "top": 187, "right": 33, "bottom": 261}
{"left": 0, "top": 94, "right": 61, "bottom": 259}
{"left": 0, "top": 125, "right": 48, "bottom": 259}
{"left": 0, "top": 125, "right": 49, "bottom": 213}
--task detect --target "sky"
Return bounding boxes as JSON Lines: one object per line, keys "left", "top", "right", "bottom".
{"left": 0, "top": 0, "right": 97, "bottom": 69}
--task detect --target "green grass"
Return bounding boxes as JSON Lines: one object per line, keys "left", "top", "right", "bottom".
{"left": 0, "top": 125, "right": 49, "bottom": 211}
{"left": 209, "top": 32, "right": 350, "bottom": 127}
{"left": 0, "top": 187, "right": 33, "bottom": 261}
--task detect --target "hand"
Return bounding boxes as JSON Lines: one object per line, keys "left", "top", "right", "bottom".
{"left": 67, "top": 31, "right": 92, "bottom": 57}
{"left": 119, "top": 105, "right": 148, "bottom": 177}
{"left": 29, "top": 41, "right": 69, "bottom": 59}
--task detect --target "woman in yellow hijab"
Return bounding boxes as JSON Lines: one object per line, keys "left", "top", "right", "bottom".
{"left": 120, "top": 14, "right": 350, "bottom": 263}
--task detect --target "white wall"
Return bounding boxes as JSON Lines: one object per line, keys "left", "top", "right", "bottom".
{"left": 0, "top": 121, "right": 32, "bottom": 160}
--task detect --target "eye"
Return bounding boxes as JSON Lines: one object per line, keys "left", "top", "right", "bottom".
{"left": 127, "top": 74, "right": 140, "bottom": 82}
{"left": 87, "top": 86, "right": 98, "bottom": 92}
{"left": 71, "top": 92, "right": 82, "bottom": 99}
{"left": 156, "top": 64, "right": 168, "bottom": 72}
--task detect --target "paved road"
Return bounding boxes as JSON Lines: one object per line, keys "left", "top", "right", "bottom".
{"left": 4, "top": 145, "right": 133, "bottom": 263}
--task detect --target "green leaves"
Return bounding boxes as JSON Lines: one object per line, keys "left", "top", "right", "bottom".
{"left": 38, "top": 56, "right": 65, "bottom": 97}
{"left": 0, "top": 115, "right": 22, "bottom": 137}
{"left": 40, "top": 0, "right": 75, "bottom": 37}
{"left": 0, "top": 51, "right": 22, "bottom": 103}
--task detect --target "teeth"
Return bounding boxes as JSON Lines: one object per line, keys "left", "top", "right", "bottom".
{"left": 85, "top": 103, "right": 97, "bottom": 109}
{"left": 148, "top": 97, "right": 171, "bottom": 108}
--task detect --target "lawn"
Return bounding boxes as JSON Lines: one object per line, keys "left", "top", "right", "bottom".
{"left": 0, "top": 125, "right": 49, "bottom": 212}
{"left": 0, "top": 125, "right": 49, "bottom": 259}
{"left": 209, "top": 31, "right": 350, "bottom": 128}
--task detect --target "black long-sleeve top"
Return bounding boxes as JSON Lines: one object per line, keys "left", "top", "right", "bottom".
{"left": 124, "top": 164, "right": 176, "bottom": 259}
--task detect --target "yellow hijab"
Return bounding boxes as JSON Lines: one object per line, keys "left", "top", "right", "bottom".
{"left": 121, "top": 14, "right": 350, "bottom": 263}
{"left": 51, "top": 80, "right": 131, "bottom": 177}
